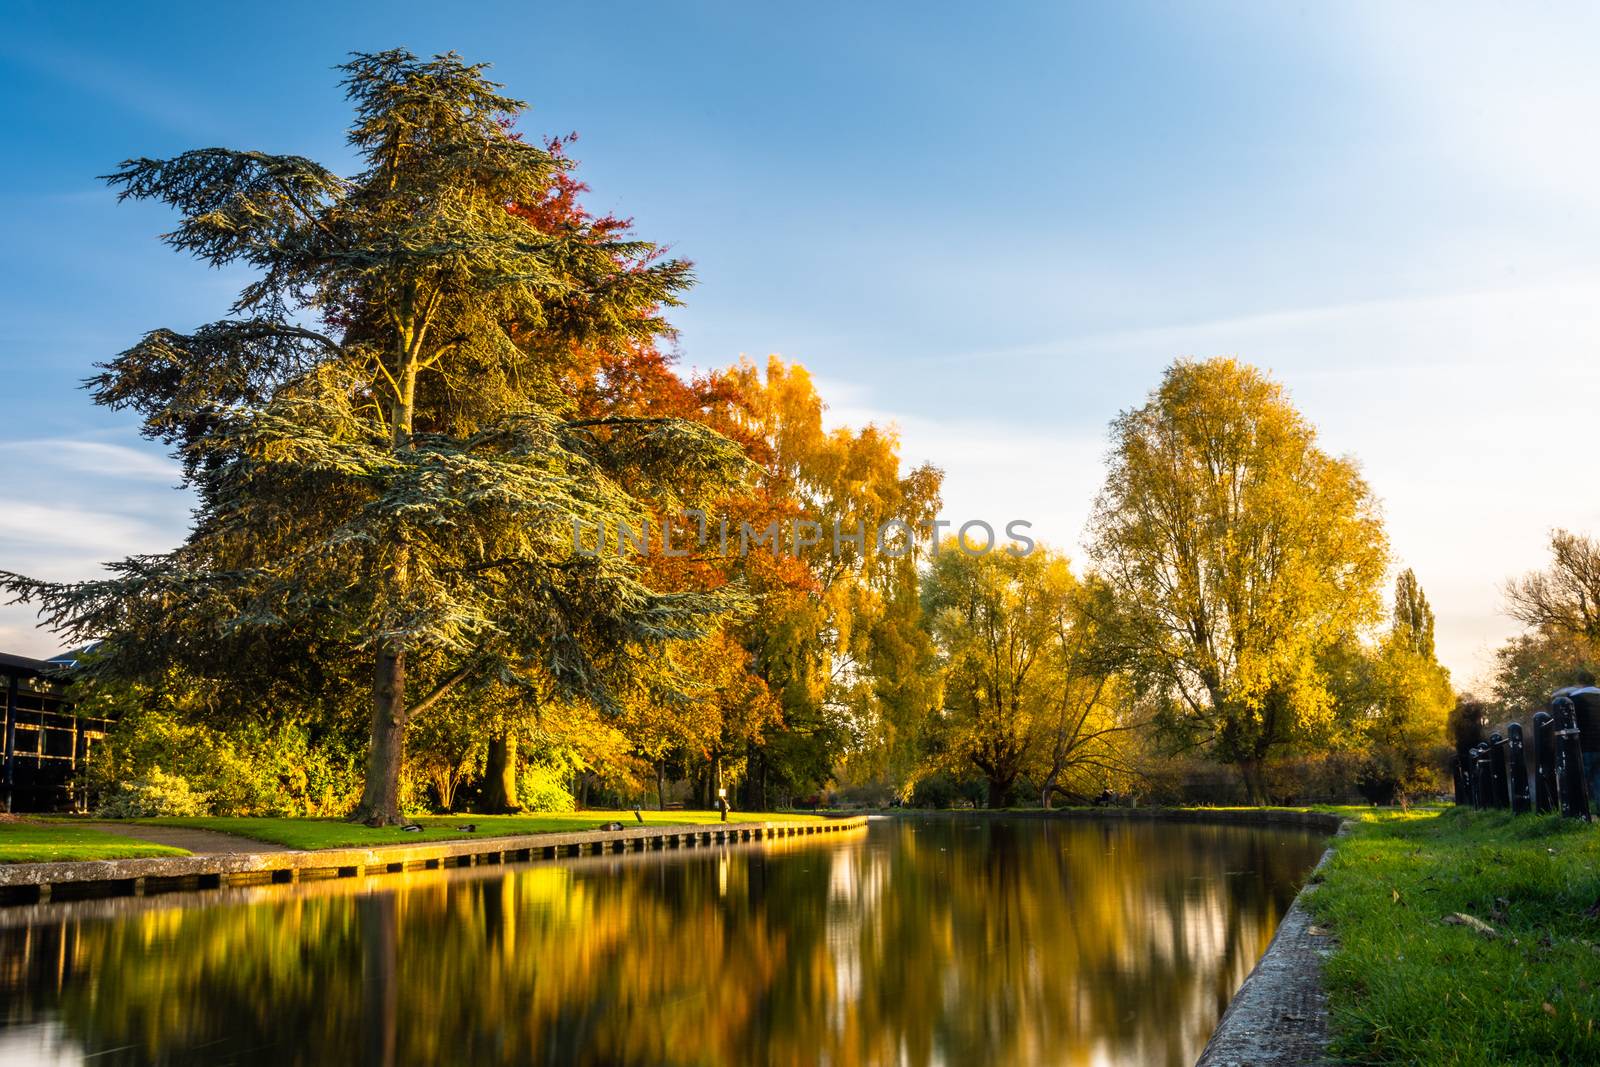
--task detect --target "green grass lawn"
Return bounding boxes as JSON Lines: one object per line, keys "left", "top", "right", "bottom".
{"left": 128, "top": 809, "right": 830, "bottom": 851}
{"left": 0, "top": 821, "right": 189, "bottom": 863}
{"left": 1180, "top": 802, "right": 1388, "bottom": 815}
{"left": 1312, "top": 806, "right": 1600, "bottom": 1064}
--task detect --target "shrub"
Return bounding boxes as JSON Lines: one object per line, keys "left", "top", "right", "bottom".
{"left": 86, "top": 699, "right": 365, "bottom": 817}
{"left": 909, "top": 771, "right": 987, "bottom": 808}
{"left": 830, "top": 781, "right": 897, "bottom": 808}
{"left": 517, "top": 762, "right": 576, "bottom": 812}
{"left": 96, "top": 766, "right": 212, "bottom": 817}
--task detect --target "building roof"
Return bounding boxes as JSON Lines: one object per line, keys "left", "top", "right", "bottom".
{"left": 0, "top": 650, "right": 71, "bottom": 676}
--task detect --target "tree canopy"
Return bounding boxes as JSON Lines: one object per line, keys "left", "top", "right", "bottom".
{"left": 1, "top": 50, "right": 749, "bottom": 824}
{"left": 1087, "top": 358, "right": 1389, "bottom": 800}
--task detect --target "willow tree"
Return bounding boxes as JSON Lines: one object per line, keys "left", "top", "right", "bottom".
{"left": 1088, "top": 358, "right": 1388, "bottom": 801}
{"left": 1, "top": 51, "right": 747, "bottom": 824}
{"left": 921, "top": 545, "right": 1071, "bottom": 808}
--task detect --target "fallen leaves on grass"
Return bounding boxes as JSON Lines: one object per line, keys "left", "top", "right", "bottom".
{"left": 1443, "top": 913, "right": 1498, "bottom": 939}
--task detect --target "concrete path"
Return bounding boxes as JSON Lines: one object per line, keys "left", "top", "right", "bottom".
{"left": 1195, "top": 835, "right": 1344, "bottom": 1067}
{"left": 76, "top": 822, "right": 292, "bottom": 854}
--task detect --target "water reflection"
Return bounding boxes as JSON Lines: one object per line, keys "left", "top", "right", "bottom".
{"left": 0, "top": 817, "right": 1324, "bottom": 1067}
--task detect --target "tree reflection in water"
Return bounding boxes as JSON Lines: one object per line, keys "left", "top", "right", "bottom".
{"left": 0, "top": 818, "right": 1324, "bottom": 1067}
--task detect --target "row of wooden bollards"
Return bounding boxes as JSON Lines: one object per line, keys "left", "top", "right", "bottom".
{"left": 1453, "top": 690, "right": 1592, "bottom": 819}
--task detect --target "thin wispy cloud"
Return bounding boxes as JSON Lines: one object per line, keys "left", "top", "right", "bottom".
{"left": 0, "top": 501, "right": 175, "bottom": 556}
{"left": 0, "top": 440, "right": 191, "bottom": 656}
{"left": 931, "top": 273, "right": 1600, "bottom": 373}
{"left": 0, "top": 39, "right": 225, "bottom": 138}
{"left": 0, "top": 439, "right": 180, "bottom": 483}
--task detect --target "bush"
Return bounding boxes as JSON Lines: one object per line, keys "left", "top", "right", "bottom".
{"left": 830, "top": 781, "right": 897, "bottom": 808}
{"left": 87, "top": 701, "right": 365, "bottom": 817}
{"left": 96, "top": 766, "right": 212, "bottom": 817}
{"left": 908, "top": 771, "right": 987, "bottom": 808}
{"left": 516, "top": 762, "right": 575, "bottom": 812}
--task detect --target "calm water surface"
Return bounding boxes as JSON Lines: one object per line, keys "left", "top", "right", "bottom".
{"left": 0, "top": 816, "right": 1325, "bottom": 1067}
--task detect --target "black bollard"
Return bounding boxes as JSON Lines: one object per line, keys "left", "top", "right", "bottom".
{"left": 1532, "top": 711, "right": 1558, "bottom": 814}
{"left": 1450, "top": 755, "right": 1467, "bottom": 806}
{"left": 1488, "top": 733, "right": 1510, "bottom": 809}
{"left": 1472, "top": 743, "right": 1492, "bottom": 809}
{"left": 1572, "top": 685, "right": 1600, "bottom": 811}
{"left": 1552, "top": 695, "right": 1591, "bottom": 820}
{"left": 1506, "top": 723, "right": 1530, "bottom": 814}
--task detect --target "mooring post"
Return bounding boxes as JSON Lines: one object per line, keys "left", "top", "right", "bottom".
{"left": 1574, "top": 685, "right": 1600, "bottom": 812}
{"left": 1506, "top": 723, "right": 1530, "bottom": 814}
{"left": 1474, "top": 744, "right": 1493, "bottom": 808}
{"left": 1553, "top": 695, "right": 1591, "bottom": 820}
{"left": 1488, "top": 733, "right": 1510, "bottom": 808}
{"left": 1467, "top": 744, "right": 1484, "bottom": 808}
{"left": 1532, "top": 711, "right": 1557, "bottom": 814}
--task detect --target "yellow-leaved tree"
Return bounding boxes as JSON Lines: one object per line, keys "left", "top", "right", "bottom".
{"left": 921, "top": 544, "right": 1136, "bottom": 808}
{"left": 1088, "top": 358, "right": 1388, "bottom": 802}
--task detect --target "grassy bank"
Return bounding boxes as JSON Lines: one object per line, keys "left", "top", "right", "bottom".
{"left": 1313, "top": 807, "right": 1600, "bottom": 1064}
{"left": 0, "top": 822, "right": 188, "bottom": 862}
{"left": 121, "top": 810, "right": 828, "bottom": 851}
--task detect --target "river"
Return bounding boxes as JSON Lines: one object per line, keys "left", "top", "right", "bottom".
{"left": 0, "top": 815, "right": 1325, "bottom": 1066}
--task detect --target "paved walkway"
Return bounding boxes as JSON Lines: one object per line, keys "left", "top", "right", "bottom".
{"left": 76, "top": 822, "right": 292, "bottom": 854}
{"left": 1195, "top": 835, "right": 1343, "bottom": 1067}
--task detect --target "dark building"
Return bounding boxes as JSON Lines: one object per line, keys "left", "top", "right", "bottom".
{"left": 1, "top": 649, "right": 109, "bottom": 813}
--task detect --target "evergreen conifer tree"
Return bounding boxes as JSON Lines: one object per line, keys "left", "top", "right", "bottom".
{"left": 1, "top": 50, "right": 747, "bottom": 824}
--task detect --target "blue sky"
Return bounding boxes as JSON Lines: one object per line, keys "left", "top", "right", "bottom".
{"left": 3, "top": 1, "right": 1599, "bottom": 684}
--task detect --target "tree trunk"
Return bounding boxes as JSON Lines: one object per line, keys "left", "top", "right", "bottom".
{"left": 355, "top": 646, "right": 407, "bottom": 826}
{"left": 745, "top": 743, "right": 768, "bottom": 812}
{"left": 655, "top": 761, "right": 668, "bottom": 811}
{"left": 986, "top": 775, "right": 1010, "bottom": 809}
{"left": 353, "top": 353, "right": 420, "bottom": 829}
{"left": 1238, "top": 757, "right": 1266, "bottom": 806}
{"left": 480, "top": 731, "right": 522, "bottom": 814}
{"left": 1040, "top": 773, "right": 1059, "bottom": 811}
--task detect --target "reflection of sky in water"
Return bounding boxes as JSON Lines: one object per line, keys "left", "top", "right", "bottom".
{"left": 0, "top": 1021, "right": 84, "bottom": 1067}
{"left": 0, "top": 818, "right": 1325, "bottom": 1067}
